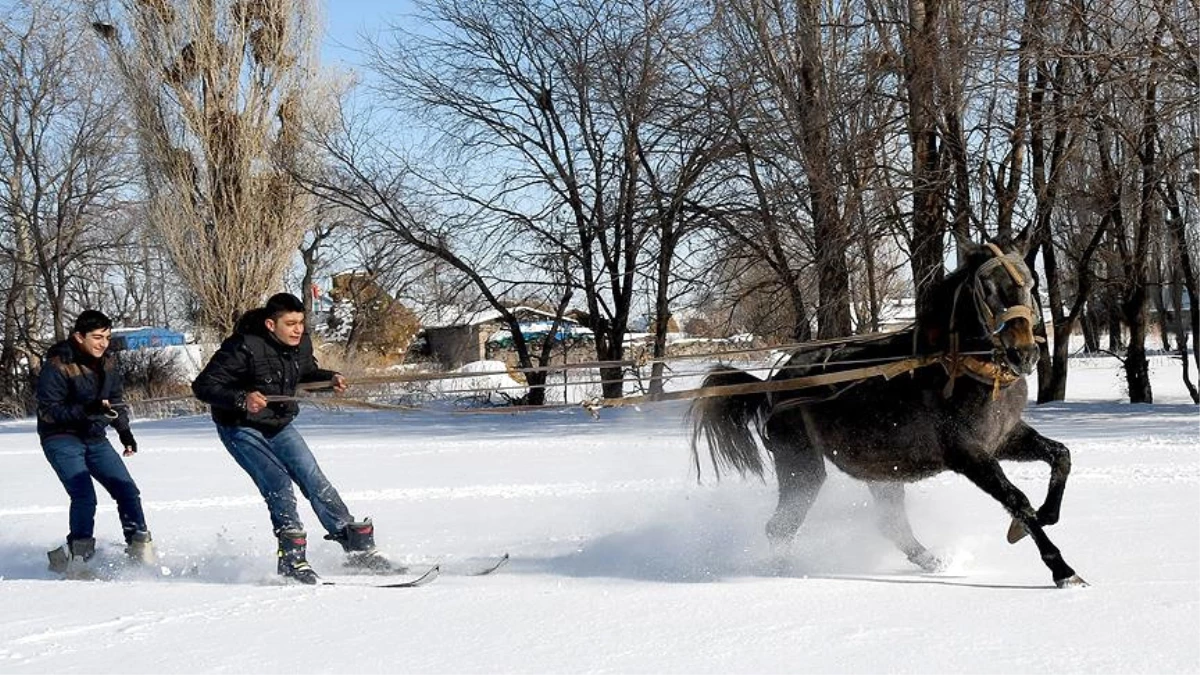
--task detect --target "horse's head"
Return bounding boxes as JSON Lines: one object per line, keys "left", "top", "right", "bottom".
{"left": 967, "top": 242, "right": 1040, "bottom": 375}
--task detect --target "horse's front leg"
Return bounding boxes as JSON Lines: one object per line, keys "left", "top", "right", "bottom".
{"left": 948, "top": 451, "right": 1086, "bottom": 588}
{"left": 867, "top": 481, "right": 943, "bottom": 572}
{"left": 996, "top": 422, "right": 1071, "bottom": 538}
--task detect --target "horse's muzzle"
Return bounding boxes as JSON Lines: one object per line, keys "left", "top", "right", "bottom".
{"left": 1005, "top": 344, "right": 1039, "bottom": 375}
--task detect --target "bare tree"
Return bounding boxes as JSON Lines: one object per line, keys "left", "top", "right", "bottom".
{"left": 294, "top": 93, "right": 564, "bottom": 399}
{"left": 0, "top": 1, "right": 136, "bottom": 408}
{"left": 317, "top": 0, "right": 726, "bottom": 400}
{"left": 712, "top": 0, "right": 858, "bottom": 338}
{"left": 96, "top": 203, "right": 191, "bottom": 329}
{"left": 90, "top": 0, "right": 323, "bottom": 335}
{"left": 1154, "top": 0, "right": 1199, "bottom": 401}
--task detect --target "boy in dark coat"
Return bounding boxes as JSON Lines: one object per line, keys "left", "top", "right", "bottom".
{"left": 192, "top": 293, "right": 390, "bottom": 584}
{"left": 37, "top": 310, "right": 155, "bottom": 578}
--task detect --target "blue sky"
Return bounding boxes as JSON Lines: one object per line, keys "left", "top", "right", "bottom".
{"left": 320, "top": 0, "right": 416, "bottom": 66}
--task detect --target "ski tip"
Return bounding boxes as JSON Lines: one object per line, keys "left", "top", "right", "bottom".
{"left": 382, "top": 564, "right": 439, "bottom": 588}
{"left": 363, "top": 564, "right": 441, "bottom": 588}
{"left": 471, "top": 553, "right": 510, "bottom": 576}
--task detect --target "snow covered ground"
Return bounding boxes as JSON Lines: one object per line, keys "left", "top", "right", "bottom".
{"left": 0, "top": 356, "right": 1196, "bottom": 674}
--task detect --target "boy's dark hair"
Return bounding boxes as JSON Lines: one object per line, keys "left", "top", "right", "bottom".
{"left": 265, "top": 293, "right": 305, "bottom": 320}
{"left": 72, "top": 310, "right": 113, "bottom": 335}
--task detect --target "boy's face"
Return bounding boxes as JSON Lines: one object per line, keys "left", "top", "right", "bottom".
{"left": 265, "top": 311, "right": 305, "bottom": 347}
{"left": 73, "top": 329, "right": 111, "bottom": 358}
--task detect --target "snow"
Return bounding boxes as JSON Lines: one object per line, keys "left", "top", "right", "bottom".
{"left": 426, "top": 360, "right": 528, "bottom": 404}
{"left": 0, "top": 356, "right": 1197, "bottom": 674}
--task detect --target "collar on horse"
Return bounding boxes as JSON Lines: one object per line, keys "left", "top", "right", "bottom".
{"left": 941, "top": 243, "right": 1036, "bottom": 400}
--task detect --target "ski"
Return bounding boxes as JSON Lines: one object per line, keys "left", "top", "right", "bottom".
{"left": 409, "top": 553, "right": 509, "bottom": 577}
{"left": 321, "top": 564, "right": 440, "bottom": 588}
{"left": 344, "top": 553, "right": 509, "bottom": 577}
{"left": 463, "top": 552, "right": 509, "bottom": 576}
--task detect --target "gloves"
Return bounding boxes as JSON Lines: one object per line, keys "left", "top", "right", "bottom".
{"left": 84, "top": 400, "right": 118, "bottom": 421}
{"left": 118, "top": 428, "right": 138, "bottom": 455}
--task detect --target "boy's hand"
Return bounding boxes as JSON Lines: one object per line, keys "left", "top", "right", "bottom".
{"left": 118, "top": 428, "right": 138, "bottom": 456}
{"left": 332, "top": 374, "right": 348, "bottom": 394}
{"left": 84, "top": 399, "right": 118, "bottom": 420}
{"left": 245, "top": 391, "right": 268, "bottom": 413}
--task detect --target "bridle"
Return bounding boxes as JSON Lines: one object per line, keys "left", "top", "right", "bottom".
{"left": 971, "top": 242, "right": 1038, "bottom": 348}
{"left": 943, "top": 243, "right": 1040, "bottom": 398}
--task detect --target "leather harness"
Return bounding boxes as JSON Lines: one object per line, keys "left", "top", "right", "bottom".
{"left": 603, "top": 244, "right": 1038, "bottom": 410}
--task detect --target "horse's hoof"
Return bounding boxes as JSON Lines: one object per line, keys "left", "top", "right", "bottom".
{"left": 1006, "top": 518, "right": 1029, "bottom": 544}
{"left": 766, "top": 536, "right": 794, "bottom": 560}
{"left": 766, "top": 556, "right": 793, "bottom": 576}
{"left": 1055, "top": 574, "right": 1089, "bottom": 589}
{"left": 909, "top": 551, "right": 947, "bottom": 573}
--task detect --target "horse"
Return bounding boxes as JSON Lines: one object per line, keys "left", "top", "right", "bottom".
{"left": 688, "top": 240, "right": 1086, "bottom": 588}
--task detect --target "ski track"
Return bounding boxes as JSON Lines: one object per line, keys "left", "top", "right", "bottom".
{"left": 2, "top": 440, "right": 1195, "bottom": 519}
{"left": 1, "top": 592, "right": 306, "bottom": 664}
{"left": 0, "top": 478, "right": 700, "bottom": 518}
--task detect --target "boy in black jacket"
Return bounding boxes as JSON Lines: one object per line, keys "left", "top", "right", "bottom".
{"left": 37, "top": 310, "right": 155, "bottom": 578}
{"left": 192, "top": 293, "right": 391, "bottom": 584}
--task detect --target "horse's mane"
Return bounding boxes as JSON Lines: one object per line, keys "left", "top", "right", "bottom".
{"left": 913, "top": 245, "right": 1000, "bottom": 353}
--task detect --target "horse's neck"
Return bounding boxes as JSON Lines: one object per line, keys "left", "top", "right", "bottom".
{"left": 914, "top": 276, "right": 994, "bottom": 355}
{"left": 913, "top": 319, "right": 992, "bottom": 356}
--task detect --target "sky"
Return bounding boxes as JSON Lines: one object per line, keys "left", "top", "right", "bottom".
{"left": 319, "top": 0, "right": 416, "bottom": 68}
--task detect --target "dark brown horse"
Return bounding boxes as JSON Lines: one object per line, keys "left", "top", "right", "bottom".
{"left": 689, "top": 241, "right": 1086, "bottom": 588}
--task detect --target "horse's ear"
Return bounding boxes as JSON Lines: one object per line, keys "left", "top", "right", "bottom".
{"left": 985, "top": 229, "right": 1031, "bottom": 256}
{"left": 1011, "top": 225, "right": 1033, "bottom": 256}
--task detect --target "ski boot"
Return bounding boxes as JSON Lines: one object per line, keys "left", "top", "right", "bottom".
{"left": 276, "top": 528, "right": 319, "bottom": 585}
{"left": 47, "top": 537, "right": 96, "bottom": 580}
{"left": 124, "top": 529, "right": 158, "bottom": 566}
{"left": 327, "top": 518, "right": 400, "bottom": 573}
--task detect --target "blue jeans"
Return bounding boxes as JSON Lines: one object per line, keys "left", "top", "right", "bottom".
{"left": 215, "top": 424, "right": 352, "bottom": 536}
{"left": 41, "top": 434, "right": 146, "bottom": 541}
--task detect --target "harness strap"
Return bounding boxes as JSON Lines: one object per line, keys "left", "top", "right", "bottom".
{"left": 984, "top": 242, "right": 1027, "bottom": 286}
{"left": 601, "top": 354, "right": 943, "bottom": 408}
{"left": 600, "top": 349, "right": 1024, "bottom": 410}
{"left": 940, "top": 354, "right": 1021, "bottom": 400}
{"left": 993, "top": 304, "right": 1035, "bottom": 327}
{"left": 942, "top": 333, "right": 962, "bottom": 398}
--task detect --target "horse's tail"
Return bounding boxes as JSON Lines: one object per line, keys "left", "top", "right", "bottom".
{"left": 686, "top": 366, "right": 770, "bottom": 481}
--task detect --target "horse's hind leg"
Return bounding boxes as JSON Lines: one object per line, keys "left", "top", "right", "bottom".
{"left": 867, "top": 482, "right": 943, "bottom": 572}
{"left": 948, "top": 453, "right": 1086, "bottom": 587}
{"left": 996, "top": 422, "right": 1071, "bottom": 538}
{"left": 763, "top": 420, "right": 825, "bottom": 555}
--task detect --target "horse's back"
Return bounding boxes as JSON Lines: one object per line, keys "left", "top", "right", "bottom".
{"left": 769, "top": 346, "right": 1028, "bottom": 482}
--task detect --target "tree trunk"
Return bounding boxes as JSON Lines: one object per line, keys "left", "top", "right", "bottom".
{"left": 1122, "top": 46, "right": 1161, "bottom": 404}
{"left": 1161, "top": 176, "right": 1200, "bottom": 378}
{"left": 904, "top": 0, "right": 947, "bottom": 315}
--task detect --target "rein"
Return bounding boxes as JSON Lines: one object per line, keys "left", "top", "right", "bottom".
{"left": 114, "top": 249, "right": 1036, "bottom": 416}
{"left": 595, "top": 348, "right": 1020, "bottom": 415}
{"left": 598, "top": 353, "right": 944, "bottom": 409}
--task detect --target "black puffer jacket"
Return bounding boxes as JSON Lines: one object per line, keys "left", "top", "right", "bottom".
{"left": 36, "top": 340, "right": 132, "bottom": 440}
{"left": 191, "top": 309, "right": 337, "bottom": 434}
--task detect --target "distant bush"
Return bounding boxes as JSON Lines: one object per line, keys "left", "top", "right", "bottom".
{"left": 116, "top": 349, "right": 202, "bottom": 418}
{"left": 0, "top": 374, "right": 36, "bottom": 419}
